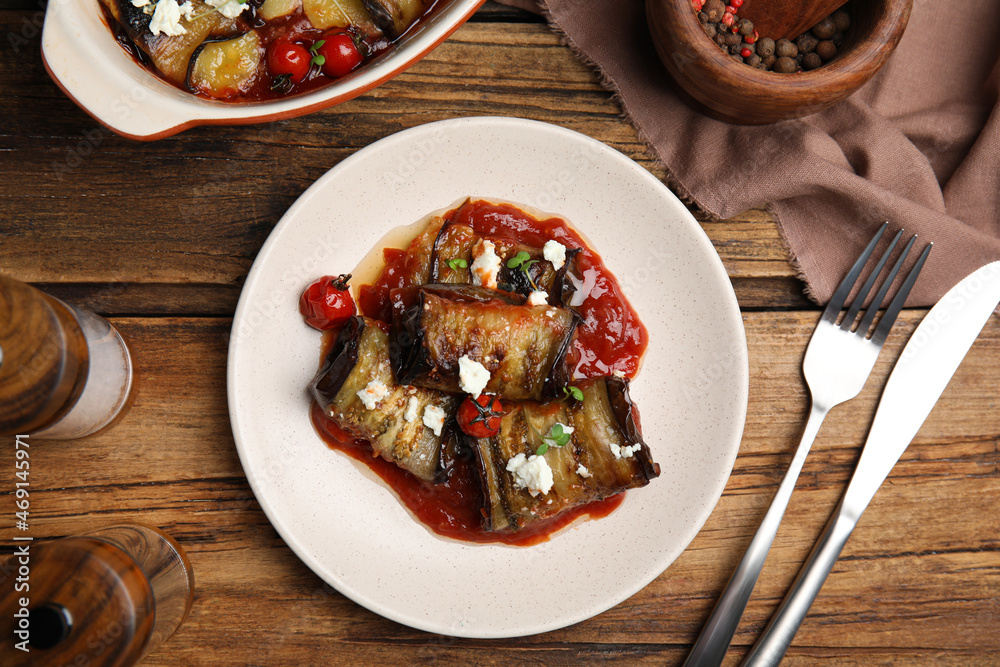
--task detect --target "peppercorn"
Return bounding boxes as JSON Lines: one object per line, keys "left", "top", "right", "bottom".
{"left": 746, "top": 54, "right": 761, "bottom": 68}
{"left": 756, "top": 37, "right": 775, "bottom": 57}
{"left": 802, "top": 52, "right": 822, "bottom": 70}
{"left": 761, "top": 54, "right": 776, "bottom": 69}
{"left": 698, "top": 10, "right": 709, "bottom": 23}
{"left": 702, "top": 0, "right": 725, "bottom": 22}
{"left": 774, "top": 56, "right": 797, "bottom": 73}
{"left": 775, "top": 38, "right": 797, "bottom": 58}
{"left": 795, "top": 33, "right": 818, "bottom": 54}
{"left": 702, "top": 21, "right": 718, "bottom": 38}
{"left": 724, "top": 31, "right": 742, "bottom": 47}
{"left": 832, "top": 10, "right": 850, "bottom": 32}
{"left": 811, "top": 17, "right": 836, "bottom": 40}
{"left": 738, "top": 18, "right": 754, "bottom": 37}
{"left": 816, "top": 39, "right": 837, "bottom": 61}
{"left": 715, "top": 33, "right": 728, "bottom": 47}
{"left": 741, "top": 40, "right": 756, "bottom": 55}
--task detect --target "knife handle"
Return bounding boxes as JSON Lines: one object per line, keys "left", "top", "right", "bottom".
{"left": 741, "top": 501, "right": 860, "bottom": 667}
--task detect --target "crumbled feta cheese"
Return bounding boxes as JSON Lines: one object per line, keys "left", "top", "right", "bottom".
{"left": 543, "top": 240, "right": 567, "bottom": 270}
{"left": 470, "top": 240, "right": 501, "bottom": 289}
{"left": 403, "top": 396, "right": 420, "bottom": 423}
{"left": 458, "top": 355, "right": 491, "bottom": 398}
{"left": 577, "top": 464, "right": 592, "bottom": 478}
{"left": 206, "top": 0, "right": 247, "bottom": 18}
{"left": 149, "top": 0, "right": 187, "bottom": 36}
{"left": 612, "top": 369, "right": 626, "bottom": 379}
{"left": 557, "top": 423, "right": 574, "bottom": 435}
{"left": 131, "top": 0, "right": 150, "bottom": 6}
{"left": 610, "top": 442, "right": 641, "bottom": 460}
{"left": 526, "top": 290, "right": 548, "bottom": 306}
{"left": 422, "top": 404, "right": 446, "bottom": 436}
{"left": 506, "top": 453, "right": 554, "bottom": 496}
{"left": 356, "top": 380, "right": 390, "bottom": 410}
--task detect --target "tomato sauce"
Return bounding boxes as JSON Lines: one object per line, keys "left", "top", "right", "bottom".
{"left": 316, "top": 199, "right": 646, "bottom": 545}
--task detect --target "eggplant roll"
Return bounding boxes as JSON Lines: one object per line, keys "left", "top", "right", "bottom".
{"left": 390, "top": 285, "right": 578, "bottom": 401}
{"left": 309, "top": 316, "right": 457, "bottom": 483}
{"left": 428, "top": 214, "right": 582, "bottom": 306}
{"left": 466, "top": 377, "right": 660, "bottom": 532}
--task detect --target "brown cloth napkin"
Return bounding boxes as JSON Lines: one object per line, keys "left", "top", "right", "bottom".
{"left": 498, "top": 0, "right": 1000, "bottom": 307}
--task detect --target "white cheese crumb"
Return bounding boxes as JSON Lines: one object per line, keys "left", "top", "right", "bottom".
{"left": 612, "top": 369, "right": 626, "bottom": 379}
{"left": 526, "top": 290, "right": 548, "bottom": 306}
{"left": 544, "top": 308, "right": 556, "bottom": 318}
{"left": 206, "top": 0, "right": 247, "bottom": 18}
{"left": 403, "top": 396, "right": 420, "bottom": 423}
{"left": 422, "top": 404, "right": 446, "bottom": 436}
{"left": 577, "top": 464, "right": 592, "bottom": 478}
{"left": 131, "top": 0, "right": 150, "bottom": 6}
{"left": 458, "top": 355, "right": 491, "bottom": 398}
{"left": 610, "top": 442, "right": 641, "bottom": 460}
{"left": 356, "top": 380, "right": 390, "bottom": 410}
{"left": 543, "top": 240, "right": 567, "bottom": 270}
{"left": 470, "top": 239, "right": 501, "bottom": 289}
{"left": 506, "top": 453, "right": 554, "bottom": 496}
{"left": 149, "top": 0, "right": 187, "bottom": 36}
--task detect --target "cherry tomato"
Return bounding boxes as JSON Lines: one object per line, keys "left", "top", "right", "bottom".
{"left": 457, "top": 394, "right": 503, "bottom": 438}
{"left": 299, "top": 274, "right": 357, "bottom": 330}
{"left": 315, "top": 31, "right": 364, "bottom": 79}
{"left": 267, "top": 40, "right": 310, "bottom": 85}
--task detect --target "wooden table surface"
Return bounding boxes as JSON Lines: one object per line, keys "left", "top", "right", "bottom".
{"left": 2, "top": 2, "right": 999, "bottom": 665}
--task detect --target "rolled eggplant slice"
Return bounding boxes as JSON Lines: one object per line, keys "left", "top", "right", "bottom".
{"left": 302, "top": 0, "right": 381, "bottom": 35}
{"left": 467, "top": 377, "right": 659, "bottom": 532}
{"left": 390, "top": 285, "right": 578, "bottom": 401}
{"left": 188, "top": 31, "right": 262, "bottom": 99}
{"left": 309, "top": 316, "right": 458, "bottom": 483}
{"left": 428, "top": 215, "right": 582, "bottom": 306}
{"left": 100, "top": 0, "right": 242, "bottom": 85}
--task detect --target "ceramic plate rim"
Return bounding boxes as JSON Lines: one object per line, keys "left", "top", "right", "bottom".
{"left": 227, "top": 116, "right": 749, "bottom": 638}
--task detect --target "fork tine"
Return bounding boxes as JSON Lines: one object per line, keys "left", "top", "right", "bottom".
{"left": 856, "top": 234, "right": 918, "bottom": 335}
{"left": 840, "top": 229, "right": 903, "bottom": 332}
{"left": 869, "top": 241, "right": 933, "bottom": 346}
{"left": 822, "top": 223, "right": 888, "bottom": 323}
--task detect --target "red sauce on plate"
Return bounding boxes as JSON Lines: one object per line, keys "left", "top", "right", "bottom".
{"left": 318, "top": 199, "right": 646, "bottom": 545}
{"left": 359, "top": 200, "right": 649, "bottom": 379}
{"left": 312, "top": 403, "right": 624, "bottom": 546}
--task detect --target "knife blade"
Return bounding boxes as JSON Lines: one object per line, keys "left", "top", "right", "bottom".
{"left": 742, "top": 260, "right": 1000, "bottom": 667}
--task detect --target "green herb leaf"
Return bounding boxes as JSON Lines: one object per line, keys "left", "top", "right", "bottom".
{"left": 535, "top": 443, "right": 549, "bottom": 456}
{"left": 310, "top": 40, "right": 326, "bottom": 53}
{"left": 563, "top": 386, "right": 584, "bottom": 401}
{"left": 506, "top": 250, "right": 532, "bottom": 269}
{"left": 447, "top": 258, "right": 468, "bottom": 270}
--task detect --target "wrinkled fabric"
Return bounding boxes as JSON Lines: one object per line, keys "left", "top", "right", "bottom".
{"left": 497, "top": 0, "right": 1000, "bottom": 306}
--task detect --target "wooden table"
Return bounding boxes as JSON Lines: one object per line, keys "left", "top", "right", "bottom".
{"left": 2, "top": 3, "right": 998, "bottom": 665}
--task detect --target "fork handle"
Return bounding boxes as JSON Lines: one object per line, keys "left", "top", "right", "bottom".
{"left": 682, "top": 402, "right": 828, "bottom": 667}
{"left": 741, "top": 502, "right": 858, "bottom": 666}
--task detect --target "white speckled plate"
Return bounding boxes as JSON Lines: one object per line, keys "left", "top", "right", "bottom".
{"left": 228, "top": 117, "right": 748, "bottom": 638}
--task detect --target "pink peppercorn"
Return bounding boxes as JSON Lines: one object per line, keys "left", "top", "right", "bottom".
{"left": 692, "top": 0, "right": 704, "bottom": 10}
{"left": 725, "top": 5, "right": 737, "bottom": 14}
{"left": 740, "top": 47, "right": 752, "bottom": 58}
{"left": 721, "top": 11, "right": 735, "bottom": 26}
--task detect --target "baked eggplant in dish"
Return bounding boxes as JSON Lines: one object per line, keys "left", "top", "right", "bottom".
{"left": 99, "top": 0, "right": 435, "bottom": 101}
{"left": 305, "top": 199, "right": 656, "bottom": 544}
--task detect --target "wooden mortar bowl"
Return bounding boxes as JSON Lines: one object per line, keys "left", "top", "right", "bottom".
{"left": 647, "top": 0, "right": 913, "bottom": 124}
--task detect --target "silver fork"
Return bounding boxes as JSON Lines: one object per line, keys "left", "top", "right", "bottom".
{"left": 683, "top": 223, "right": 931, "bottom": 667}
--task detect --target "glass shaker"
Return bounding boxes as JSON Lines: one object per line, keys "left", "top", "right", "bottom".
{"left": 0, "top": 274, "right": 134, "bottom": 438}
{"left": 0, "top": 524, "right": 195, "bottom": 666}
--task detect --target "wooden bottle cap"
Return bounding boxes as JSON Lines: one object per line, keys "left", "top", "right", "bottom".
{"left": 0, "top": 275, "right": 90, "bottom": 434}
{"left": 0, "top": 537, "right": 155, "bottom": 666}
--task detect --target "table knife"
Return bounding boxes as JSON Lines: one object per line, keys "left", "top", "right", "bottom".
{"left": 742, "top": 260, "right": 1000, "bottom": 667}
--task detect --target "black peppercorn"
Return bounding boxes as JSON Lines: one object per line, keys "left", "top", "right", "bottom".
{"left": 775, "top": 38, "right": 797, "bottom": 58}
{"left": 715, "top": 33, "right": 728, "bottom": 47}
{"left": 724, "top": 31, "right": 742, "bottom": 47}
{"left": 703, "top": 0, "right": 725, "bottom": 22}
{"left": 698, "top": 10, "right": 709, "bottom": 23}
{"left": 738, "top": 18, "right": 754, "bottom": 37}
{"left": 795, "top": 33, "right": 818, "bottom": 54}
{"left": 802, "top": 52, "right": 822, "bottom": 70}
{"left": 832, "top": 10, "right": 850, "bottom": 32}
{"left": 746, "top": 54, "right": 762, "bottom": 68}
{"left": 761, "top": 54, "right": 776, "bottom": 69}
{"left": 756, "top": 37, "right": 775, "bottom": 58}
{"left": 774, "top": 56, "right": 797, "bottom": 73}
{"left": 702, "top": 22, "right": 718, "bottom": 39}
{"left": 811, "top": 17, "right": 836, "bottom": 40}
{"left": 816, "top": 39, "right": 837, "bottom": 61}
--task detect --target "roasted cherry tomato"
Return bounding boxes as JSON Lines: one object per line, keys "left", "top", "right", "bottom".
{"left": 315, "top": 31, "right": 364, "bottom": 79}
{"left": 299, "top": 274, "right": 356, "bottom": 330}
{"left": 267, "top": 40, "right": 310, "bottom": 85}
{"left": 456, "top": 394, "right": 503, "bottom": 438}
